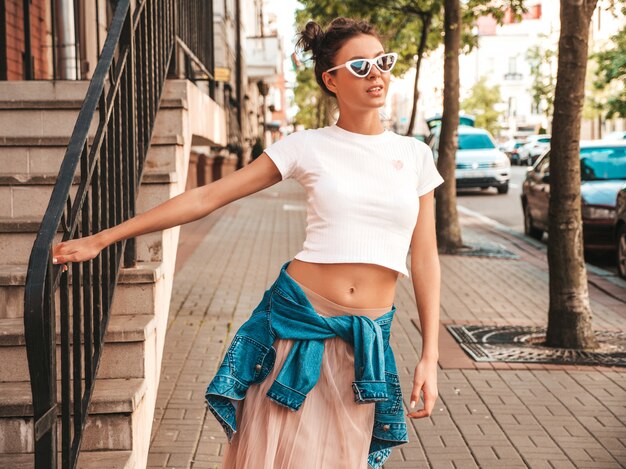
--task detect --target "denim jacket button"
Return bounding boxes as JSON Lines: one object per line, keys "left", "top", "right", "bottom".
{"left": 382, "top": 424, "right": 390, "bottom": 431}
{"left": 255, "top": 364, "right": 262, "bottom": 371}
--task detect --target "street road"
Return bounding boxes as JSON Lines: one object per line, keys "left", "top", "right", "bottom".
{"left": 455, "top": 165, "right": 618, "bottom": 275}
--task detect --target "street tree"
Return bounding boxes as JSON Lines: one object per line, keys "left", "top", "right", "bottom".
{"left": 526, "top": 37, "right": 557, "bottom": 131}
{"left": 295, "top": 0, "right": 444, "bottom": 136}
{"left": 461, "top": 76, "right": 503, "bottom": 136}
{"left": 436, "top": 0, "right": 463, "bottom": 253}
{"left": 294, "top": 65, "right": 335, "bottom": 128}
{"left": 295, "top": 1, "right": 526, "bottom": 137}
{"left": 590, "top": 10, "right": 626, "bottom": 119}
{"left": 436, "top": 0, "right": 525, "bottom": 253}
{"left": 545, "top": 0, "right": 599, "bottom": 350}
{"left": 293, "top": 0, "right": 524, "bottom": 254}
{"left": 582, "top": 58, "right": 608, "bottom": 140}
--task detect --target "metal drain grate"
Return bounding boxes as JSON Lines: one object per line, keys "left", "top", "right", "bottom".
{"left": 451, "top": 242, "right": 520, "bottom": 260}
{"left": 446, "top": 324, "right": 626, "bottom": 367}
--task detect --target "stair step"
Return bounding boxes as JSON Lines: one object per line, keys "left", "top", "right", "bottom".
{"left": 0, "top": 377, "right": 146, "bottom": 416}
{"left": 0, "top": 80, "right": 186, "bottom": 140}
{"left": 0, "top": 449, "right": 133, "bottom": 469}
{"left": 0, "top": 262, "right": 163, "bottom": 319}
{"left": 0, "top": 378, "right": 146, "bottom": 453}
{"left": 0, "top": 134, "right": 183, "bottom": 176}
{"left": 0, "top": 97, "right": 186, "bottom": 111}
{"left": 0, "top": 314, "right": 155, "bottom": 346}
{"left": 0, "top": 314, "right": 156, "bottom": 382}
{"left": 0, "top": 134, "right": 182, "bottom": 147}
{"left": 0, "top": 80, "right": 186, "bottom": 106}
{"left": 0, "top": 171, "right": 176, "bottom": 220}
{"left": 0, "top": 81, "right": 90, "bottom": 104}
{"left": 0, "top": 108, "right": 185, "bottom": 141}
{"left": 0, "top": 172, "right": 177, "bottom": 185}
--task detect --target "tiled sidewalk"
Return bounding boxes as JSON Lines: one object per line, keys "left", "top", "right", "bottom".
{"left": 147, "top": 180, "right": 626, "bottom": 469}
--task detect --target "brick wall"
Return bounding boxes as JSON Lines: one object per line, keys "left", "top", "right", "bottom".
{"left": 3, "top": 0, "right": 51, "bottom": 80}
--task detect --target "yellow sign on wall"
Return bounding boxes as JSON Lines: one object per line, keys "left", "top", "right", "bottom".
{"left": 215, "top": 67, "right": 231, "bottom": 82}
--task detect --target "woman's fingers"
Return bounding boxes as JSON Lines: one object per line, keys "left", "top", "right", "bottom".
{"left": 423, "top": 387, "right": 437, "bottom": 415}
{"left": 51, "top": 235, "right": 103, "bottom": 271}
{"left": 406, "top": 383, "right": 437, "bottom": 419}
{"left": 406, "top": 407, "right": 429, "bottom": 418}
{"left": 52, "top": 241, "right": 84, "bottom": 265}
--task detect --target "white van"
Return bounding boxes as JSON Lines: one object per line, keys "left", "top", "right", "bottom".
{"left": 427, "top": 125, "right": 511, "bottom": 194}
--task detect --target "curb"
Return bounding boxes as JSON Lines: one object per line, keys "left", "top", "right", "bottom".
{"left": 457, "top": 204, "right": 626, "bottom": 304}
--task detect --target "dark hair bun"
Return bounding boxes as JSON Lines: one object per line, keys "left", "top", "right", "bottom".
{"left": 296, "top": 21, "right": 325, "bottom": 58}
{"left": 293, "top": 17, "right": 382, "bottom": 99}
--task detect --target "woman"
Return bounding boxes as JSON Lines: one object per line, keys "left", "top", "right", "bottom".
{"left": 52, "top": 17, "right": 443, "bottom": 469}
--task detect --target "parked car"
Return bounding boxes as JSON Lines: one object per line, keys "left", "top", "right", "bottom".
{"left": 499, "top": 139, "right": 527, "bottom": 165}
{"left": 604, "top": 130, "right": 626, "bottom": 141}
{"left": 521, "top": 140, "right": 626, "bottom": 255}
{"left": 615, "top": 187, "right": 626, "bottom": 278}
{"left": 518, "top": 134, "right": 551, "bottom": 166}
{"left": 426, "top": 114, "right": 475, "bottom": 132}
{"left": 428, "top": 125, "right": 511, "bottom": 194}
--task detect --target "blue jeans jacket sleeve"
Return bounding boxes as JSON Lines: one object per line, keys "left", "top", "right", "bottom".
{"left": 270, "top": 286, "right": 390, "bottom": 404}
{"left": 349, "top": 316, "right": 388, "bottom": 402}
{"left": 204, "top": 289, "right": 276, "bottom": 440}
{"left": 266, "top": 339, "right": 324, "bottom": 410}
{"left": 205, "top": 260, "right": 409, "bottom": 468}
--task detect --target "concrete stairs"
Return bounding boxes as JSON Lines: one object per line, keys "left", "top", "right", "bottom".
{"left": 0, "top": 79, "right": 224, "bottom": 468}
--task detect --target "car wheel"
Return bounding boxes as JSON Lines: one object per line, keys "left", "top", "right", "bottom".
{"left": 618, "top": 224, "right": 626, "bottom": 279}
{"left": 497, "top": 182, "right": 509, "bottom": 194}
{"left": 523, "top": 203, "right": 543, "bottom": 240}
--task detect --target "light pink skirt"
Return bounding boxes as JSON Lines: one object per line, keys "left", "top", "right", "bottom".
{"left": 221, "top": 277, "right": 392, "bottom": 469}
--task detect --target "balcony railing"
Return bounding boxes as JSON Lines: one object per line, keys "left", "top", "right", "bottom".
{"left": 23, "top": 1, "right": 215, "bottom": 468}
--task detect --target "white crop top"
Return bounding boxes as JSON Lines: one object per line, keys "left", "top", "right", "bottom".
{"left": 263, "top": 123, "right": 445, "bottom": 279}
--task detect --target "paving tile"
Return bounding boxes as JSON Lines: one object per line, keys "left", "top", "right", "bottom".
{"left": 145, "top": 180, "right": 626, "bottom": 469}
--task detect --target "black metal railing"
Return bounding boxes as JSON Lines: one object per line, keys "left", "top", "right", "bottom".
{"left": 175, "top": 0, "right": 215, "bottom": 97}
{"left": 176, "top": 0, "right": 214, "bottom": 77}
{"left": 22, "top": 0, "right": 215, "bottom": 467}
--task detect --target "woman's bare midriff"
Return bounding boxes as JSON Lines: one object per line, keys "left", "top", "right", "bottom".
{"left": 285, "top": 258, "right": 399, "bottom": 309}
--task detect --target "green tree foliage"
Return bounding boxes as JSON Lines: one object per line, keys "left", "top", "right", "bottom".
{"left": 292, "top": 0, "right": 526, "bottom": 131}
{"left": 590, "top": 16, "right": 626, "bottom": 118}
{"left": 293, "top": 66, "right": 336, "bottom": 128}
{"left": 461, "top": 0, "right": 526, "bottom": 53}
{"left": 526, "top": 37, "right": 557, "bottom": 127}
{"left": 461, "top": 76, "right": 503, "bottom": 135}
{"left": 293, "top": 0, "right": 444, "bottom": 131}
{"left": 295, "top": 0, "right": 443, "bottom": 76}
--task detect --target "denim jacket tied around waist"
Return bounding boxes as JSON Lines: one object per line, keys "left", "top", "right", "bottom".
{"left": 205, "top": 260, "right": 409, "bottom": 469}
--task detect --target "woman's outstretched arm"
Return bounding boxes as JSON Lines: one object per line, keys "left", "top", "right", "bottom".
{"left": 52, "top": 152, "right": 282, "bottom": 266}
{"left": 406, "top": 189, "right": 440, "bottom": 419}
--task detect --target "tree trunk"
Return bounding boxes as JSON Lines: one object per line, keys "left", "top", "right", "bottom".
{"left": 545, "top": 0, "right": 599, "bottom": 349}
{"left": 405, "top": 13, "right": 432, "bottom": 137}
{"left": 436, "top": 0, "right": 463, "bottom": 253}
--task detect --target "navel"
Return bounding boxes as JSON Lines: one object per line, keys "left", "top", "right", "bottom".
{"left": 348, "top": 286, "right": 355, "bottom": 294}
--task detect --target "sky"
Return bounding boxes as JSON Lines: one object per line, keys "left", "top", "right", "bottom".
{"left": 265, "top": 0, "right": 301, "bottom": 55}
{"left": 264, "top": 0, "right": 302, "bottom": 84}
{"left": 264, "top": 0, "right": 302, "bottom": 121}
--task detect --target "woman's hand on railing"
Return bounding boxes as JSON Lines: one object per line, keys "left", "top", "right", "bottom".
{"left": 52, "top": 234, "right": 107, "bottom": 271}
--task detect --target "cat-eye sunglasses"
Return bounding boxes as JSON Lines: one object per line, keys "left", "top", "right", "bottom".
{"left": 325, "top": 52, "right": 398, "bottom": 78}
